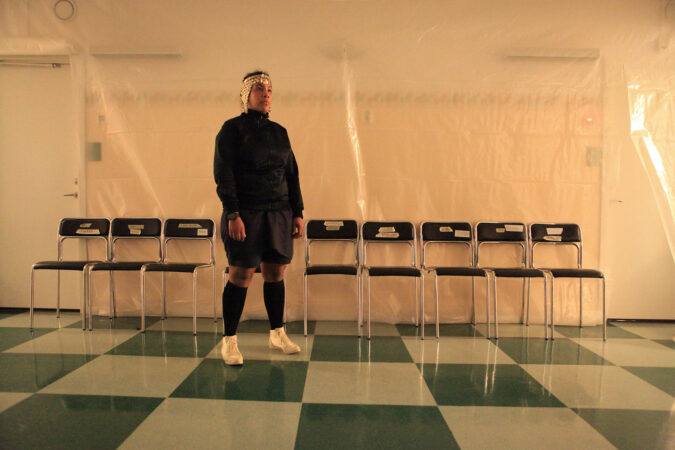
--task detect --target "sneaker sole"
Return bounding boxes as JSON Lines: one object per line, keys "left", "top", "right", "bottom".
{"left": 269, "top": 343, "right": 301, "bottom": 354}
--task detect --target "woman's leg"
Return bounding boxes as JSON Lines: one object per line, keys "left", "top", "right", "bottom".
{"left": 223, "top": 266, "right": 255, "bottom": 336}
{"left": 261, "top": 262, "right": 286, "bottom": 329}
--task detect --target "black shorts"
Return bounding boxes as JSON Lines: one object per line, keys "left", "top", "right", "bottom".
{"left": 221, "top": 209, "right": 294, "bottom": 268}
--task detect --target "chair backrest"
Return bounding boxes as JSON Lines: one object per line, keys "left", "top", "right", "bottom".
{"left": 362, "top": 221, "right": 417, "bottom": 267}
{"left": 162, "top": 218, "right": 216, "bottom": 264}
{"left": 58, "top": 218, "right": 110, "bottom": 260}
{"left": 475, "top": 221, "right": 527, "bottom": 267}
{"left": 420, "top": 221, "right": 473, "bottom": 269}
{"left": 305, "top": 219, "right": 359, "bottom": 267}
{"left": 529, "top": 223, "right": 582, "bottom": 268}
{"left": 110, "top": 218, "right": 163, "bottom": 262}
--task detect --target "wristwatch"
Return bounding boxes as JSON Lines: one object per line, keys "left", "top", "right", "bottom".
{"left": 226, "top": 211, "right": 240, "bottom": 221}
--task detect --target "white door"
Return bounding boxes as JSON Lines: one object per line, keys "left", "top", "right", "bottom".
{"left": 0, "top": 62, "right": 82, "bottom": 309}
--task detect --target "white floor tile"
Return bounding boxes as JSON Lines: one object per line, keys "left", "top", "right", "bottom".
{"left": 4, "top": 328, "right": 138, "bottom": 354}
{"left": 119, "top": 398, "right": 301, "bottom": 450}
{"left": 0, "top": 311, "right": 82, "bottom": 328}
{"left": 573, "top": 338, "right": 675, "bottom": 367}
{"left": 402, "top": 336, "right": 516, "bottom": 365}
{"left": 0, "top": 392, "right": 32, "bottom": 414}
{"left": 522, "top": 364, "right": 675, "bottom": 410}
{"left": 302, "top": 361, "right": 435, "bottom": 406}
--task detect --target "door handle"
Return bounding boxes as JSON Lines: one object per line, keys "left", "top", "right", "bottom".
{"left": 63, "top": 192, "right": 78, "bottom": 199}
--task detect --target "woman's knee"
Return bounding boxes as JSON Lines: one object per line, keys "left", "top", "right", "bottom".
{"left": 261, "top": 263, "right": 286, "bottom": 282}
{"left": 228, "top": 267, "right": 255, "bottom": 287}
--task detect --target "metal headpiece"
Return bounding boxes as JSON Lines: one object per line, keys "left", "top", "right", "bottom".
{"left": 240, "top": 73, "right": 272, "bottom": 113}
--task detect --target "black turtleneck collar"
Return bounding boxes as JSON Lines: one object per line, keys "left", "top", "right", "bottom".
{"left": 244, "top": 109, "right": 269, "bottom": 121}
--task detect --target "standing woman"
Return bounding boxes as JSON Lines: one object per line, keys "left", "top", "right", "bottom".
{"left": 214, "top": 71, "right": 304, "bottom": 365}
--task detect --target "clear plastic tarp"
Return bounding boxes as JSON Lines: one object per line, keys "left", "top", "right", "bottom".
{"left": 2, "top": 0, "right": 673, "bottom": 325}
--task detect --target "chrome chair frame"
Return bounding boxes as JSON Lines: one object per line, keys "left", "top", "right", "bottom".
{"left": 85, "top": 218, "right": 162, "bottom": 331}
{"left": 30, "top": 218, "right": 110, "bottom": 330}
{"left": 140, "top": 218, "right": 216, "bottom": 335}
{"left": 529, "top": 223, "right": 606, "bottom": 340}
{"left": 420, "top": 221, "right": 494, "bottom": 339}
{"left": 303, "top": 219, "right": 361, "bottom": 337}
{"left": 362, "top": 221, "right": 421, "bottom": 340}
{"left": 475, "top": 221, "right": 549, "bottom": 339}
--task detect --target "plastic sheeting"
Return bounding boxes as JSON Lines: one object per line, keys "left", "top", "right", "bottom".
{"left": 2, "top": 0, "right": 673, "bottom": 325}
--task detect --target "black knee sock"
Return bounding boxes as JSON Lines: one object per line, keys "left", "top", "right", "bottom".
{"left": 223, "top": 282, "right": 248, "bottom": 336}
{"left": 263, "top": 280, "right": 285, "bottom": 330}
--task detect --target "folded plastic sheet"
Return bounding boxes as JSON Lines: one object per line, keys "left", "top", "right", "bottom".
{"left": 2, "top": 0, "right": 672, "bottom": 326}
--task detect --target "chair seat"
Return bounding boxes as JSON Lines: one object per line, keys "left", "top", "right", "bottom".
{"left": 33, "top": 260, "right": 103, "bottom": 271}
{"left": 547, "top": 268, "right": 604, "bottom": 278}
{"left": 90, "top": 261, "right": 158, "bottom": 271}
{"left": 367, "top": 266, "right": 421, "bottom": 277}
{"left": 143, "top": 262, "right": 212, "bottom": 273}
{"left": 433, "top": 267, "right": 488, "bottom": 277}
{"left": 306, "top": 265, "right": 358, "bottom": 276}
{"left": 491, "top": 267, "right": 545, "bottom": 278}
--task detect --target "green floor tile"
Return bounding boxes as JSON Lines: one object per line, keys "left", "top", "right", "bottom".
{"left": 0, "top": 353, "right": 96, "bottom": 392}
{"left": 295, "top": 403, "right": 459, "bottom": 449}
{"left": 396, "top": 323, "right": 483, "bottom": 337}
{"left": 285, "top": 320, "right": 316, "bottom": 335}
{"left": 310, "top": 335, "right": 413, "bottom": 362}
{"left": 170, "top": 359, "right": 308, "bottom": 402}
{"left": 0, "top": 327, "right": 55, "bottom": 351}
{"left": 66, "top": 315, "right": 161, "bottom": 330}
{"left": 653, "top": 339, "right": 675, "bottom": 350}
{"left": 576, "top": 408, "right": 674, "bottom": 450}
{"left": 554, "top": 324, "right": 642, "bottom": 339}
{"left": 421, "top": 363, "right": 565, "bottom": 407}
{"left": 106, "top": 330, "right": 220, "bottom": 358}
{"left": 495, "top": 338, "right": 610, "bottom": 365}
{"left": 236, "top": 319, "right": 273, "bottom": 333}
{"left": 622, "top": 366, "right": 675, "bottom": 396}
{"left": 0, "top": 393, "right": 162, "bottom": 450}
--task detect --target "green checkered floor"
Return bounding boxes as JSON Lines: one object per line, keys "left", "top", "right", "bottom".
{"left": 1, "top": 311, "right": 673, "bottom": 449}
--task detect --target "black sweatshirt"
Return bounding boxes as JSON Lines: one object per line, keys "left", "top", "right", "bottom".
{"left": 214, "top": 110, "right": 304, "bottom": 218}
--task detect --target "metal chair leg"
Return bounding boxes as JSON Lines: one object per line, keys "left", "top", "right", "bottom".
{"left": 484, "top": 274, "right": 491, "bottom": 340}
{"left": 492, "top": 275, "right": 499, "bottom": 339}
{"left": 357, "top": 274, "right": 362, "bottom": 338}
{"left": 421, "top": 273, "right": 426, "bottom": 340}
{"left": 367, "top": 273, "right": 371, "bottom": 340}
{"left": 550, "top": 277, "right": 556, "bottom": 340}
{"left": 525, "top": 278, "right": 531, "bottom": 326}
{"left": 303, "top": 273, "right": 308, "bottom": 337}
{"left": 213, "top": 265, "right": 217, "bottom": 323}
{"left": 543, "top": 275, "right": 549, "bottom": 340}
{"left": 140, "top": 268, "right": 147, "bottom": 333}
{"left": 192, "top": 271, "right": 198, "bottom": 336}
{"left": 88, "top": 266, "right": 94, "bottom": 331}
{"left": 434, "top": 272, "right": 440, "bottom": 340}
{"left": 56, "top": 270, "right": 61, "bottom": 318}
{"left": 30, "top": 267, "right": 36, "bottom": 330}
{"left": 109, "top": 271, "right": 116, "bottom": 319}
{"left": 414, "top": 277, "right": 419, "bottom": 327}
{"left": 579, "top": 277, "right": 583, "bottom": 328}
{"left": 471, "top": 276, "right": 476, "bottom": 325}
{"left": 602, "top": 277, "right": 607, "bottom": 341}
{"left": 161, "top": 272, "right": 166, "bottom": 319}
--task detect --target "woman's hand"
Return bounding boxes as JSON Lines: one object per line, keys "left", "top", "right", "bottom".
{"left": 228, "top": 217, "right": 246, "bottom": 241}
{"left": 292, "top": 217, "right": 304, "bottom": 239}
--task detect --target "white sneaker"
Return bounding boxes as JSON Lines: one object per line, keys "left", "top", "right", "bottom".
{"left": 269, "top": 327, "right": 301, "bottom": 354}
{"left": 221, "top": 335, "right": 243, "bottom": 365}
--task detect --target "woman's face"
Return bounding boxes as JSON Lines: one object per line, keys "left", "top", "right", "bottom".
{"left": 247, "top": 82, "right": 272, "bottom": 113}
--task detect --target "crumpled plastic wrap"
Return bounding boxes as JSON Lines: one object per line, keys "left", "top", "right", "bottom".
{"left": 2, "top": 0, "right": 673, "bottom": 324}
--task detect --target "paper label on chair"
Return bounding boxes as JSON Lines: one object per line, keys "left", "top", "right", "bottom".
{"left": 178, "top": 223, "right": 201, "bottom": 228}
{"left": 376, "top": 232, "right": 399, "bottom": 238}
{"left": 378, "top": 227, "right": 396, "bottom": 233}
{"left": 439, "top": 226, "right": 453, "bottom": 232}
{"left": 80, "top": 223, "right": 93, "bottom": 228}
{"left": 496, "top": 227, "right": 506, "bottom": 233}
{"left": 324, "top": 221, "right": 343, "bottom": 229}
{"left": 455, "top": 230, "right": 470, "bottom": 238}
{"left": 197, "top": 228, "right": 208, "bottom": 236}
{"left": 505, "top": 224, "right": 524, "bottom": 232}
{"left": 76, "top": 228, "right": 99, "bottom": 235}
{"left": 546, "top": 227, "right": 563, "bottom": 235}
{"left": 129, "top": 229, "right": 142, "bottom": 235}
{"left": 544, "top": 236, "right": 562, "bottom": 242}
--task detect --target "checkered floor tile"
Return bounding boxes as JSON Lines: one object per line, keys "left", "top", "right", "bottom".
{"left": 1, "top": 310, "right": 673, "bottom": 449}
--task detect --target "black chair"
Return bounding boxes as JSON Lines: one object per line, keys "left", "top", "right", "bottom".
{"left": 30, "top": 218, "right": 110, "bottom": 330}
{"left": 362, "top": 221, "right": 421, "bottom": 340}
{"left": 529, "top": 223, "right": 606, "bottom": 340}
{"left": 85, "top": 218, "right": 162, "bottom": 330}
{"left": 420, "top": 222, "right": 493, "bottom": 339}
{"left": 140, "top": 218, "right": 216, "bottom": 335}
{"left": 475, "top": 222, "right": 549, "bottom": 339}
{"left": 303, "top": 219, "right": 360, "bottom": 337}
